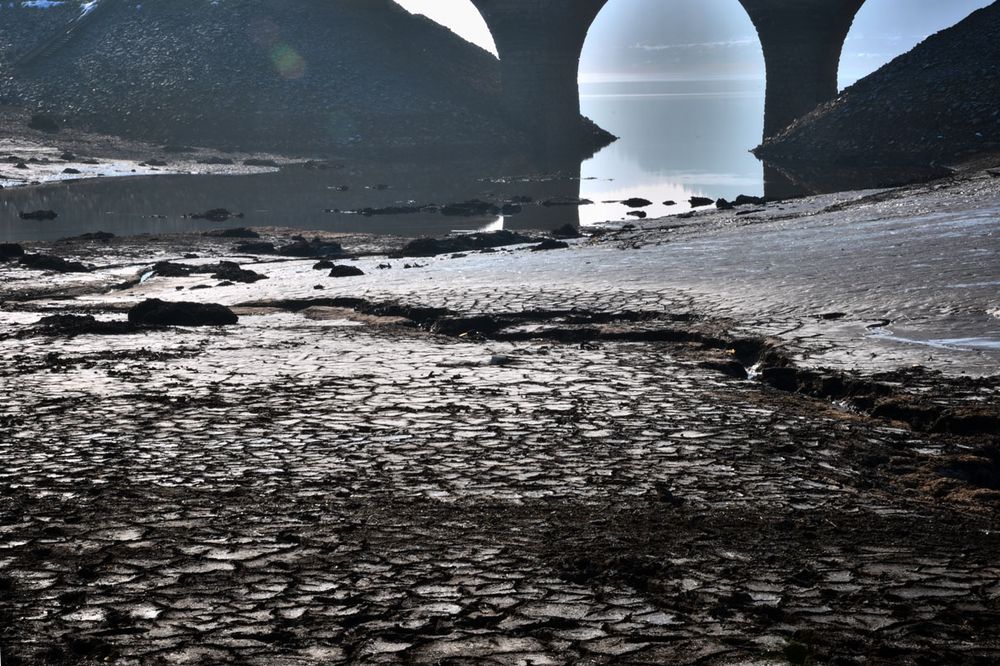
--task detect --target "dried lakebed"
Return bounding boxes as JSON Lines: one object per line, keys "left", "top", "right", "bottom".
{"left": 1, "top": 169, "right": 999, "bottom": 664}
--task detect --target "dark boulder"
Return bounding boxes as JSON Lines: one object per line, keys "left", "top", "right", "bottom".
{"left": 621, "top": 197, "right": 652, "bottom": 208}
{"left": 313, "top": 260, "right": 335, "bottom": 270}
{"left": 0, "top": 243, "right": 25, "bottom": 260}
{"left": 626, "top": 211, "right": 647, "bottom": 219}
{"left": 209, "top": 261, "right": 267, "bottom": 284}
{"left": 551, "top": 223, "right": 582, "bottom": 239}
{"left": 19, "top": 254, "right": 90, "bottom": 273}
{"left": 328, "top": 265, "right": 365, "bottom": 278}
{"left": 151, "top": 260, "right": 264, "bottom": 283}
{"left": 151, "top": 261, "right": 194, "bottom": 277}
{"left": 19, "top": 210, "right": 58, "bottom": 221}
{"left": 716, "top": 198, "right": 735, "bottom": 210}
{"left": 734, "top": 194, "right": 766, "bottom": 206}
{"left": 128, "top": 299, "right": 238, "bottom": 326}
{"left": 532, "top": 239, "right": 569, "bottom": 252}
{"left": 689, "top": 197, "right": 714, "bottom": 208}
{"left": 397, "top": 230, "right": 538, "bottom": 257}
{"left": 33, "top": 314, "right": 133, "bottom": 336}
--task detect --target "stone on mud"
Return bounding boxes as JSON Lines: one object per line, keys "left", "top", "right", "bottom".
{"left": 33, "top": 314, "right": 133, "bottom": 336}
{"left": 621, "top": 198, "right": 652, "bottom": 208}
{"left": 210, "top": 261, "right": 267, "bottom": 284}
{"left": 551, "top": 224, "right": 582, "bottom": 239}
{"left": 735, "top": 194, "right": 767, "bottom": 206}
{"left": 151, "top": 261, "right": 194, "bottom": 278}
{"left": 19, "top": 254, "right": 90, "bottom": 273}
{"left": 328, "top": 265, "right": 365, "bottom": 278}
{"left": 532, "top": 239, "right": 570, "bottom": 252}
{"left": 0, "top": 243, "right": 25, "bottom": 260}
{"left": 398, "top": 231, "right": 538, "bottom": 258}
{"left": 128, "top": 299, "right": 238, "bottom": 327}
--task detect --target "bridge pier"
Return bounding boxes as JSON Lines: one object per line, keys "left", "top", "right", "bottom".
{"left": 471, "top": 0, "right": 866, "bottom": 149}
{"left": 738, "top": 0, "right": 866, "bottom": 138}
{"left": 470, "top": 0, "right": 608, "bottom": 156}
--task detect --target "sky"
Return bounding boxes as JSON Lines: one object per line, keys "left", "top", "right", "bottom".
{"left": 392, "top": 0, "right": 994, "bottom": 84}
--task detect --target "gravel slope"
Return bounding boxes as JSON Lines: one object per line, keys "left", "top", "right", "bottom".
{"left": 0, "top": 0, "right": 532, "bottom": 154}
{"left": 755, "top": 1, "right": 1000, "bottom": 168}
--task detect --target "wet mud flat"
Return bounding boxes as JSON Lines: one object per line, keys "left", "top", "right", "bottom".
{"left": 2, "top": 170, "right": 1000, "bottom": 664}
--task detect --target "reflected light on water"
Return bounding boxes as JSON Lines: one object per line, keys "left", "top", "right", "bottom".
{"left": 578, "top": 78, "right": 765, "bottom": 225}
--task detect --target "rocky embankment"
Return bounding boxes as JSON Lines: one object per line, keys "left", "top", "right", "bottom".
{"left": 756, "top": 1, "right": 1000, "bottom": 168}
{"left": 0, "top": 0, "right": 608, "bottom": 156}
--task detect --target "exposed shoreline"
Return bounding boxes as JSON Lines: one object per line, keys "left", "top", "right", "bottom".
{"left": 2, "top": 161, "right": 999, "bottom": 663}
{"left": 3, "top": 120, "right": 1000, "bottom": 666}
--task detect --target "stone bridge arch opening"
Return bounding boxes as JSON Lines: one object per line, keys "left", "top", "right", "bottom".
{"left": 468, "top": 0, "right": 868, "bottom": 155}
{"left": 577, "top": 0, "right": 766, "bottom": 142}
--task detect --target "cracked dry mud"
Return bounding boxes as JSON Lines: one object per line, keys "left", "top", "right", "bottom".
{"left": 2, "top": 173, "right": 1000, "bottom": 664}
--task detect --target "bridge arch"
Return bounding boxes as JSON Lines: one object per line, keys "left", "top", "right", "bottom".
{"left": 468, "top": 0, "right": 867, "bottom": 153}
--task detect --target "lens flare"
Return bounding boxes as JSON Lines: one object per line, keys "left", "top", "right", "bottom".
{"left": 271, "top": 43, "right": 306, "bottom": 80}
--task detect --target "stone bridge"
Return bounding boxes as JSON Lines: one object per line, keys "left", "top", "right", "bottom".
{"left": 469, "top": 0, "right": 866, "bottom": 151}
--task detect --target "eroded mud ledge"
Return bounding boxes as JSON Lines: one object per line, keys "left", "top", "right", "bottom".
{"left": 1, "top": 166, "right": 999, "bottom": 664}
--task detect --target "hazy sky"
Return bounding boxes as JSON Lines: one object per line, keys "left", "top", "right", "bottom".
{"left": 393, "top": 0, "right": 994, "bottom": 84}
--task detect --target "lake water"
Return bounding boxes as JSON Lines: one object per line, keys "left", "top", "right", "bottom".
{"left": 1, "top": 79, "right": 773, "bottom": 242}
{"left": 578, "top": 78, "right": 766, "bottom": 225}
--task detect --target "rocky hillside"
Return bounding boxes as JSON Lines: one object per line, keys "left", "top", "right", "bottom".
{"left": 755, "top": 1, "right": 1000, "bottom": 168}
{"left": 0, "top": 0, "right": 576, "bottom": 155}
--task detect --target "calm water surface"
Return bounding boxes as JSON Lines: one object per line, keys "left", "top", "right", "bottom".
{"left": 1, "top": 79, "right": 768, "bottom": 242}
{"left": 579, "top": 78, "right": 765, "bottom": 224}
